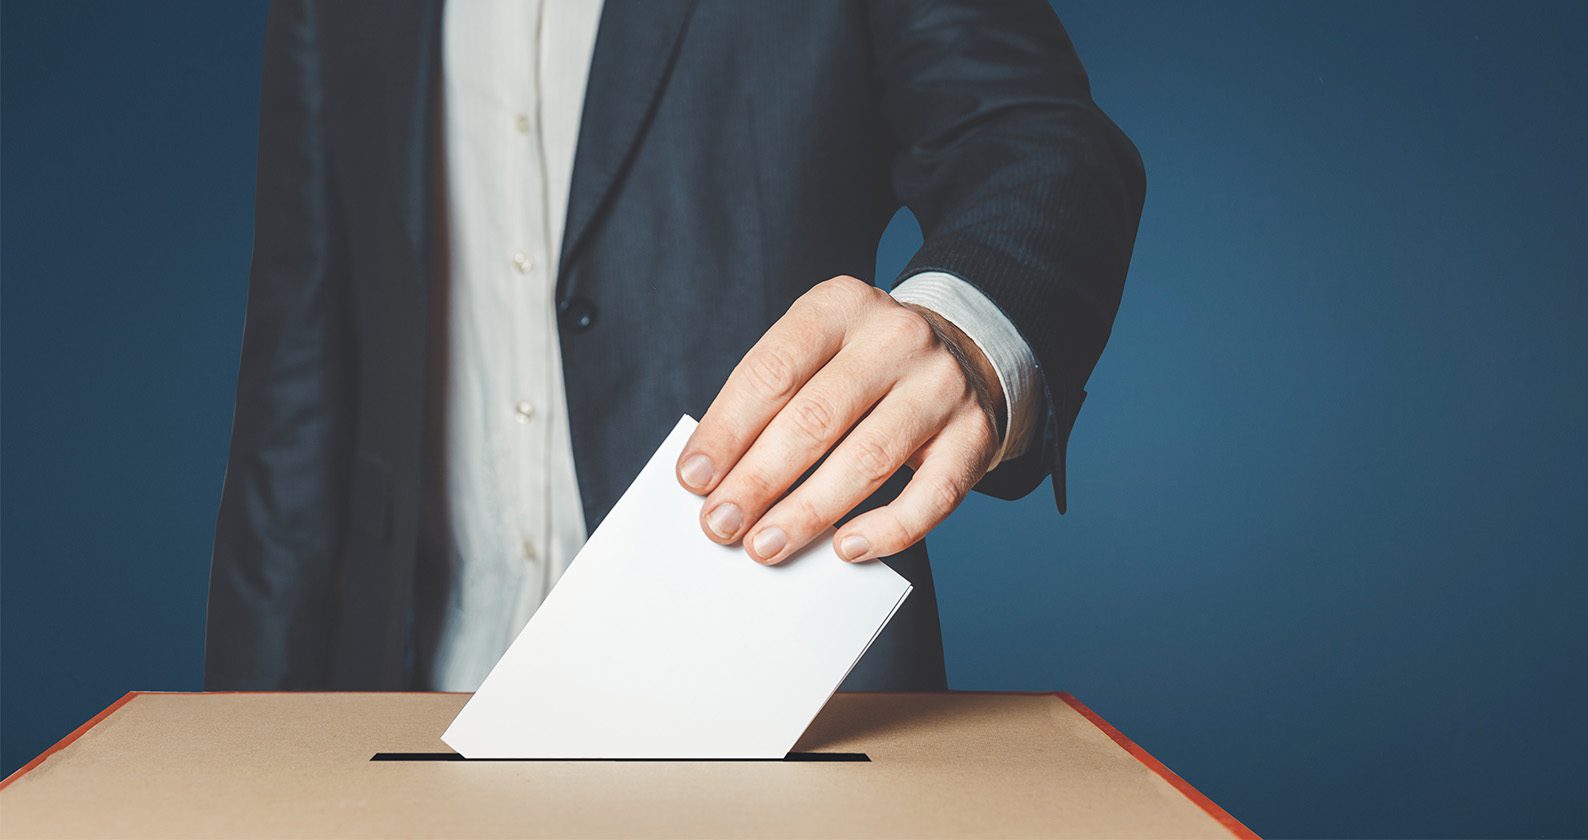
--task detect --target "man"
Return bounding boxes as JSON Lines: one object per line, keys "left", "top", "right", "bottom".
{"left": 206, "top": 0, "right": 1144, "bottom": 692}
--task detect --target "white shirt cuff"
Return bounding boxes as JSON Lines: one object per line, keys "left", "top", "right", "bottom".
{"left": 891, "top": 272, "right": 1043, "bottom": 464}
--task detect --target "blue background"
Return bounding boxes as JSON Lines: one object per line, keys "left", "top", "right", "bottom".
{"left": 3, "top": 1, "right": 1584, "bottom": 836}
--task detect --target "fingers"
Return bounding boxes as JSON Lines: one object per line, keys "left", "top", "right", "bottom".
{"left": 676, "top": 276, "right": 876, "bottom": 496}
{"left": 830, "top": 413, "right": 998, "bottom": 563}
{"left": 678, "top": 275, "right": 1002, "bottom": 565}
{"left": 740, "top": 390, "right": 951, "bottom": 564}
{"left": 697, "top": 346, "right": 901, "bottom": 550}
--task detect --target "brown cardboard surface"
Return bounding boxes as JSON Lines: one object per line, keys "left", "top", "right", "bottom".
{"left": 0, "top": 692, "right": 1249, "bottom": 839}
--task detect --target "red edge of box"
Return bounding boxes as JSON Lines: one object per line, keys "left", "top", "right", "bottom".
{"left": 0, "top": 691, "right": 142, "bottom": 792}
{"left": 1057, "top": 692, "right": 1259, "bottom": 839}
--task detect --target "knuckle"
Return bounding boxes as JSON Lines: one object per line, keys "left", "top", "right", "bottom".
{"left": 886, "top": 308, "right": 937, "bottom": 349}
{"left": 926, "top": 352, "right": 968, "bottom": 386}
{"left": 816, "top": 275, "right": 877, "bottom": 310}
{"left": 739, "top": 469, "right": 779, "bottom": 505}
{"left": 799, "top": 276, "right": 880, "bottom": 324}
{"left": 876, "top": 511, "right": 918, "bottom": 553}
{"left": 824, "top": 274, "right": 868, "bottom": 297}
{"left": 719, "top": 468, "right": 774, "bottom": 510}
{"left": 790, "top": 287, "right": 826, "bottom": 316}
{"left": 790, "top": 494, "right": 825, "bottom": 532}
{"left": 968, "top": 410, "right": 1000, "bottom": 452}
{"left": 852, "top": 437, "right": 898, "bottom": 484}
{"left": 746, "top": 347, "right": 800, "bottom": 400}
{"left": 926, "top": 477, "right": 965, "bottom": 520}
{"left": 788, "top": 394, "right": 838, "bottom": 443}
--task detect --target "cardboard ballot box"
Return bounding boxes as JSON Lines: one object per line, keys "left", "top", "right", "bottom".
{"left": 0, "top": 692, "right": 1252, "bottom": 839}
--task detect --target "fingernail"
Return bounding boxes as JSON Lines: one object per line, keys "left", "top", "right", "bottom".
{"left": 751, "top": 527, "right": 787, "bottom": 561}
{"left": 679, "top": 453, "right": 713, "bottom": 490}
{"left": 705, "top": 503, "right": 743, "bottom": 540}
{"left": 839, "top": 534, "right": 871, "bottom": 562}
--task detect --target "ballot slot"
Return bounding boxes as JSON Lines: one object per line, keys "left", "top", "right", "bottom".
{"left": 370, "top": 752, "right": 870, "bottom": 762}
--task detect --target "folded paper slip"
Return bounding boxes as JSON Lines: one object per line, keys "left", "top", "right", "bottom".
{"left": 442, "top": 415, "right": 913, "bottom": 759}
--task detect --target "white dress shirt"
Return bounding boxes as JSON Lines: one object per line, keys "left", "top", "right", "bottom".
{"left": 424, "top": 0, "right": 1041, "bottom": 691}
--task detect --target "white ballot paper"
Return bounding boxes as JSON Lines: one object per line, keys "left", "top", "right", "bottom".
{"left": 442, "top": 415, "right": 913, "bottom": 759}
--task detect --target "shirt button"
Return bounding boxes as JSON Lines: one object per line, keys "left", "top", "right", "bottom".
{"left": 514, "top": 401, "right": 535, "bottom": 423}
{"left": 558, "top": 297, "right": 598, "bottom": 332}
{"left": 514, "top": 114, "right": 531, "bottom": 134}
{"left": 522, "top": 539, "right": 538, "bottom": 563}
{"left": 512, "top": 252, "right": 534, "bottom": 274}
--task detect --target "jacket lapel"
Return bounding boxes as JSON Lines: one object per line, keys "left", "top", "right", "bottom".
{"left": 558, "top": 0, "right": 697, "bottom": 280}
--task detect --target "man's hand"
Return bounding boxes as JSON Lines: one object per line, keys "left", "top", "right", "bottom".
{"left": 675, "top": 275, "right": 1006, "bottom": 565}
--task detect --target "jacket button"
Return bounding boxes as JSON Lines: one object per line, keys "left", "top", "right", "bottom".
{"left": 558, "top": 297, "right": 597, "bottom": 332}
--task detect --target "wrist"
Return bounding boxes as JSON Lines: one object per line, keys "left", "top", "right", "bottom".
{"left": 900, "top": 302, "right": 1007, "bottom": 439}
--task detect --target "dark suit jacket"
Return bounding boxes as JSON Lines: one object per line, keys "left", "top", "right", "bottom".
{"left": 205, "top": 0, "right": 1145, "bottom": 691}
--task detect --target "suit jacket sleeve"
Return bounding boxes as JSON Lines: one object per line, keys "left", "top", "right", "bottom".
{"left": 205, "top": 0, "right": 350, "bottom": 689}
{"left": 867, "top": 0, "right": 1146, "bottom": 511}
